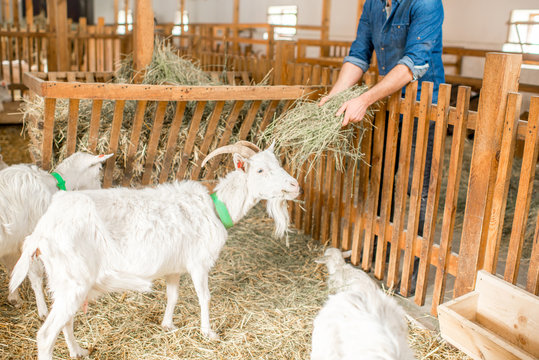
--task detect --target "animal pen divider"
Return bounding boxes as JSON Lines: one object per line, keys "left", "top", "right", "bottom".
{"left": 23, "top": 52, "right": 539, "bottom": 318}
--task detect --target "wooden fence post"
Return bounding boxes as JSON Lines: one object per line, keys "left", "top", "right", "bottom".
{"left": 55, "top": 0, "right": 69, "bottom": 70}
{"left": 274, "top": 41, "right": 295, "bottom": 85}
{"left": 133, "top": 0, "right": 154, "bottom": 82}
{"left": 454, "top": 52, "right": 522, "bottom": 297}
{"left": 46, "top": 0, "right": 57, "bottom": 71}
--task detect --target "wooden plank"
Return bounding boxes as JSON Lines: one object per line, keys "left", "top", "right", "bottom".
{"left": 105, "top": 27, "right": 113, "bottom": 71}
{"left": 414, "top": 83, "right": 451, "bottom": 306}
{"left": 88, "top": 26, "right": 96, "bottom": 72}
{"left": 400, "top": 82, "right": 434, "bottom": 296}
{"left": 203, "top": 100, "right": 245, "bottom": 180}
{"left": 386, "top": 81, "right": 418, "bottom": 289}
{"left": 330, "top": 166, "right": 344, "bottom": 248}
{"left": 103, "top": 100, "right": 125, "bottom": 188}
{"left": 313, "top": 155, "right": 325, "bottom": 241}
{"left": 141, "top": 101, "right": 168, "bottom": 185}
{"left": 504, "top": 97, "right": 539, "bottom": 284}
{"left": 257, "top": 100, "right": 280, "bottom": 136}
{"left": 176, "top": 101, "right": 207, "bottom": 180}
{"left": 88, "top": 100, "right": 103, "bottom": 153}
{"left": 454, "top": 53, "right": 522, "bottom": 297}
{"left": 133, "top": 0, "right": 154, "bottom": 77}
{"left": 340, "top": 154, "right": 356, "bottom": 250}
{"left": 238, "top": 100, "right": 262, "bottom": 140}
{"left": 482, "top": 93, "right": 522, "bottom": 273}
{"left": 66, "top": 98, "right": 80, "bottom": 156}
{"left": 96, "top": 17, "right": 105, "bottom": 72}
{"left": 122, "top": 100, "right": 147, "bottom": 186}
{"left": 295, "top": 163, "right": 306, "bottom": 231}
{"left": 303, "top": 154, "right": 316, "bottom": 235}
{"left": 430, "top": 86, "right": 470, "bottom": 315}
{"left": 159, "top": 101, "right": 187, "bottom": 184}
{"left": 191, "top": 101, "right": 226, "bottom": 180}
{"left": 55, "top": 0, "right": 69, "bottom": 70}
{"left": 41, "top": 98, "right": 57, "bottom": 170}
{"left": 374, "top": 92, "right": 400, "bottom": 279}
{"left": 356, "top": 100, "right": 386, "bottom": 268}
{"left": 320, "top": 155, "right": 335, "bottom": 244}
{"left": 527, "top": 212, "right": 539, "bottom": 295}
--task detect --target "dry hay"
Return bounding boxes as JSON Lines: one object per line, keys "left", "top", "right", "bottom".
{"left": 22, "top": 41, "right": 269, "bottom": 185}
{"left": 0, "top": 205, "right": 468, "bottom": 359}
{"left": 260, "top": 85, "right": 378, "bottom": 173}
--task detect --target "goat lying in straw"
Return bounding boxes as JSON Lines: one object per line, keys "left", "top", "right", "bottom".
{"left": 312, "top": 248, "right": 415, "bottom": 360}
{"left": 0, "top": 152, "right": 112, "bottom": 317}
{"left": 11, "top": 141, "right": 300, "bottom": 360}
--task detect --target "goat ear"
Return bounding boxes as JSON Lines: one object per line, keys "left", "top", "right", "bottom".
{"left": 232, "top": 153, "right": 249, "bottom": 172}
{"left": 90, "top": 153, "right": 114, "bottom": 166}
{"left": 341, "top": 250, "right": 352, "bottom": 259}
{"left": 314, "top": 255, "right": 328, "bottom": 264}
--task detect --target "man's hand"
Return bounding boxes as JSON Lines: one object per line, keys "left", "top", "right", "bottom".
{"left": 336, "top": 94, "right": 372, "bottom": 126}
{"left": 318, "top": 95, "right": 331, "bottom": 106}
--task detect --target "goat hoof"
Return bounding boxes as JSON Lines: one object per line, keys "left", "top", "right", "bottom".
{"left": 7, "top": 296, "right": 22, "bottom": 308}
{"left": 203, "top": 329, "right": 220, "bottom": 340}
{"left": 161, "top": 323, "right": 178, "bottom": 331}
{"left": 69, "top": 347, "right": 89, "bottom": 358}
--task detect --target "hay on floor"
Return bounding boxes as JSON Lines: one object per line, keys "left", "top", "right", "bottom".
{"left": 0, "top": 205, "right": 468, "bottom": 359}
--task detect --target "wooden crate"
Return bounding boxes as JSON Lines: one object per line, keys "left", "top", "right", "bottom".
{"left": 438, "top": 270, "right": 539, "bottom": 360}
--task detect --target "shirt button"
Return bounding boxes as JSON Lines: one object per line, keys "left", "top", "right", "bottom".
{"left": 381, "top": 47, "right": 384, "bottom": 51}
{"left": 382, "top": 66, "right": 386, "bottom": 70}
{"left": 397, "top": 25, "right": 401, "bottom": 28}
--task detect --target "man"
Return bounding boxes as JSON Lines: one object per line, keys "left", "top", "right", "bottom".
{"left": 320, "top": 0, "right": 445, "bottom": 293}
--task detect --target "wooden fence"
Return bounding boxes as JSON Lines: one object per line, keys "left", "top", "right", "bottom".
{"left": 22, "top": 50, "right": 539, "bottom": 316}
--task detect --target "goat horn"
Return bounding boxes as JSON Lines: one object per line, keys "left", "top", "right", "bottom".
{"left": 201, "top": 141, "right": 260, "bottom": 168}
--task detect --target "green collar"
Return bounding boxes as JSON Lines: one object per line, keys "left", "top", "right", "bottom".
{"left": 210, "top": 193, "right": 234, "bottom": 229}
{"left": 50, "top": 172, "right": 66, "bottom": 191}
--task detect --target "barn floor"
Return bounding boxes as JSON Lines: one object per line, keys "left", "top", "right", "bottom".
{"left": 0, "top": 124, "right": 469, "bottom": 359}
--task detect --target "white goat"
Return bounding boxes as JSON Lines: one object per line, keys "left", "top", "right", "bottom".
{"left": 10, "top": 141, "right": 300, "bottom": 360}
{"left": 312, "top": 248, "right": 415, "bottom": 360}
{"left": 0, "top": 153, "right": 7, "bottom": 170}
{"left": 0, "top": 152, "right": 112, "bottom": 316}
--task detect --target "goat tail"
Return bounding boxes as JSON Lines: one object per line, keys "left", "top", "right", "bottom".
{"left": 9, "top": 234, "right": 39, "bottom": 293}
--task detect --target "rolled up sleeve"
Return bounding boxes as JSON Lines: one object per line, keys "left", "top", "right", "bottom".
{"left": 343, "top": 0, "right": 374, "bottom": 73}
{"left": 399, "top": 0, "right": 444, "bottom": 80}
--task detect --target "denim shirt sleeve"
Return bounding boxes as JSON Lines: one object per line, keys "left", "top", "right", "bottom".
{"left": 343, "top": 0, "right": 374, "bottom": 73}
{"left": 397, "top": 0, "right": 444, "bottom": 80}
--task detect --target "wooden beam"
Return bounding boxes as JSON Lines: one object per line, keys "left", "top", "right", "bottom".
{"left": 179, "top": 0, "right": 185, "bottom": 27}
{"left": 3, "top": 0, "right": 10, "bottom": 23}
{"left": 13, "top": 0, "right": 19, "bottom": 26}
{"left": 55, "top": 0, "right": 69, "bottom": 71}
{"left": 124, "top": 0, "right": 129, "bottom": 27}
{"left": 454, "top": 53, "right": 522, "bottom": 298}
{"left": 114, "top": 0, "right": 119, "bottom": 25}
{"left": 133, "top": 0, "right": 154, "bottom": 80}
{"left": 46, "top": 0, "right": 58, "bottom": 71}
{"left": 233, "top": 0, "right": 239, "bottom": 53}
{"left": 321, "top": 0, "right": 331, "bottom": 56}
{"left": 25, "top": 0, "right": 32, "bottom": 26}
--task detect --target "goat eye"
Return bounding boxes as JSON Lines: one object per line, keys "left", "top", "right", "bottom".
{"left": 257, "top": 169, "right": 263, "bottom": 173}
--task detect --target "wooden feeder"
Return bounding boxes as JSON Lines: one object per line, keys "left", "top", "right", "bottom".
{"left": 438, "top": 270, "right": 539, "bottom": 360}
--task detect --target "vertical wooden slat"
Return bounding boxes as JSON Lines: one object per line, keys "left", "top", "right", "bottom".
{"left": 79, "top": 17, "right": 88, "bottom": 72}
{"left": 340, "top": 155, "right": 356, "bottom": 250}
{"left": 176, "top": 101, "right": 207, "bottom": 180}
{"left": 96, "top": 17, "right": 105, "bottom": 72}
{"left": 454, "top": 53, "right": 522, "bottom": 297}
{"left": 504, "top": 97, "right": 539, "bottom": 284}
{"left": 88, "top": 26, "right": 96, "bottom": 72}
{"left": 414, "top": 84, "right": 451, "bottom": 306}
{"left": 400, "top": 82, "right": 434, "bottom": 296}
{"left": 374, "top": 92, "right": 400, "bottom": 279}
{"left": 386, "top": 81, "right": 418, "bottom": 289}
{"left": 105, "top": 27, "right": 113, "bottom": 71}
{"left": 430, "top": 86, "right": 470, "bottom": 314}
{"left": 320, "top": 155, "right": 335, "bottom": 244}
{"left": 303, "top": 154, "right": 316, "bottom": 235}
{"left": 41, "top": 98, "right": 57, "bottom": 171}
{"left": 313, "top": 155, "right": 325, "bottom": 241}
{"left": 88, "top": 99, "right": 103, "bottom": 153}
{"left": 55, "top": 0, "right": 69, "bottom": 71}
{"left": 66, "top": 98, "right": 80, "bottom": 156}
{"left": 141, "top": 101, "right": 168, "bottom": 185}
{"left": 238, "top": 100, "right": 262, "bottom": 140}
{"left": 6, "top": 28, "right": 15, "bottom": 99}
{"left": 159, "top": 101, "right": 187, "bottom": 184}
{"left": 527, "top": 212, "right": 539, "bottom": 295}
{"left": 191, "top": 101, "right": 226, "bottom": 180}
{"left": 103, "top": 100, "right": 126, "bottom": 188}
{"left": 122, "top": 100, "right": 148, "bottom": 186}
{"left": 294, "top": 163, "right": 306, "bottom": 230}
{"left": 203, "top": 101, "right": 245, "bottom": 180}
{"left": 482, "top": 93, "right": 522, "bottom": 273}
{"left": 330, "top": 166, "right": 344, "bottom": 248}
{"left": 257, "top": 100, "right": 280, "bottom": 135}
{"left": 356, "top": 100, "right": 387, "bottom": 268}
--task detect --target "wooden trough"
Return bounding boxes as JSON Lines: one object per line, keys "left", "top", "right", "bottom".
{"left": 438, "top": 270, "right": 539, "bottom": 360}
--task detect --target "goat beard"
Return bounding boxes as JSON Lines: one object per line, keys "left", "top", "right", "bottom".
{"left": 266, "top": 198, "right": 289, "bottom": 239}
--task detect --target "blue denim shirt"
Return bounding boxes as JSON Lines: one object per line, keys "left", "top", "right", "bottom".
{"left": 344, "top": 0, "right": 445, "bottom": 101}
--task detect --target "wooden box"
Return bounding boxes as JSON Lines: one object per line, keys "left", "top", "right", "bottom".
{"left": 438, "top": 270, "right": 539, "bottom": 360}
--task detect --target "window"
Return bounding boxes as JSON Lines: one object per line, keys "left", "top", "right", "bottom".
{"left": 172, "top": 10, "right": 189, "bottom": 35}
{"left": 117, "top": 9, "right": 133, "bottom": 34}
{"left": 266, "top": 5, "right": 297, "bottom": 40}
{"left": 503, "top": 9, "right": 539, "bottom": 55}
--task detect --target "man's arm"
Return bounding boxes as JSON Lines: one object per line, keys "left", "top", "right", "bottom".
{"left": 319, "top": 62, "right": 365, "bottom": 106}
{"left": 337, "top": 64, "right": 412, "bottom": 126}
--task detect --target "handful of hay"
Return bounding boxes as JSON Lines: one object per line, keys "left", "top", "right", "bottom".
{"left": 260, "top": 85, "right": 379, "bottom": 173}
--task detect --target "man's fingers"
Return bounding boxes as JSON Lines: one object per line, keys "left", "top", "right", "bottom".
{"left": 335, "top": 102, "right": 347, "bottom": 117}
{"left": 342, "top": 111, "right": 351, "bottom": 127}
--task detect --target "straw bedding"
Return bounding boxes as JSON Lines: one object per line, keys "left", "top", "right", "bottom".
{"left": 0, "top": 204, "right": 468, "bottom": 359}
